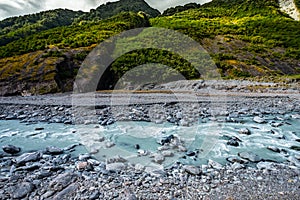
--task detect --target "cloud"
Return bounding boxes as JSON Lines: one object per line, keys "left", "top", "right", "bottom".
{"left": 0, "top": 0, "right": 212, "bottom": 20}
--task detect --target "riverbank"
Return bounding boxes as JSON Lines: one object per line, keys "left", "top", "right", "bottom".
{"left": 0, "top": 79, "right": 299, "bottom": 199}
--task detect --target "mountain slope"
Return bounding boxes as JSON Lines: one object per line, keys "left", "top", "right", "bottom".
{"left": 0, "top": 0, "right": 299, "bottom": 96}
{"left": 151, "top": 0, "right": 300, "bottom": 78}
{"left": 75, "top": 0, "right": 160, "bottom": 22}
{"left": 0, "top": 12, "right": 150, "bottom": 96}
{"left": 0, "top": 9, "right": 84, "bottom": 47}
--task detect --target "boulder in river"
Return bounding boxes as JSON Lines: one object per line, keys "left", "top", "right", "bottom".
{"left": 2, "top": 145, "right": 21, "bottom": 154}
{"left": 267, "top": 146, "right": 280, "bottom": 153}
{"left": 157, "top": 135, "right": 174, "bottom": 145}
{"left": 253, "top": 116, "right": 266, "bottom": 124}
{"left": 14, "top": 152, "right": 42, "bottom": 165}
{"left": 290, "top": 146, "right": 300, "bottom": 151}
{"left": 239, "top": 128, "right": 251, "bottom": 135}
{"left": 45, "top": 146, "right": 64, "bottom": 155}
{"left": 227, "top": 139, "right": 239, "bottom": 147}
{"left": 238, "top": 152, "right": 262, "bottom": 163}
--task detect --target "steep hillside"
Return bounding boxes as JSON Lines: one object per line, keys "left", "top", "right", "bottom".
{"left": 0, "top": 0, "right": 299, "bottom": 96}
{"left": 75, "top": 0, "right": 160, "bottom": 22}
{"left": 0, "top": 9, "right": 84, "bottom": 47}
{"left": 0, "top": 12, "right": 150, "bottom": 96}
{"left": 152, "top": 0, "right": 300, "bottom": 78}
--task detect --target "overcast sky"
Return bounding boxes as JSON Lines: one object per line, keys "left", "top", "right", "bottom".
{"left": 0, "top": 0, "right": 211, "bottom": 20}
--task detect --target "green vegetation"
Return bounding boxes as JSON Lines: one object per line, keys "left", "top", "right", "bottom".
{"left": 0, "top": 0, "right": 299, "bottom": 95}
{"left": 162, "top": 3, "right": 201, "bottom": 16}
{"left": 76, "top": 0, "right": 160, "bottom": 22}
{"left": 295, "top": 0, "right": 300, "bottom": 10}
{"left": 0, "top": 9, "right": 84, "bottom": 47}
{"left": 0, "top": 12, "right": 150, "bottom": 58}
{"left": 151, "top": 0, "right": 300, "bottom": 77}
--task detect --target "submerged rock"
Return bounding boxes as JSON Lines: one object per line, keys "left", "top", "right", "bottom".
{"left": 239, "top": 128, "right": 251, "bottom": 135}
{"left": 290, "top": 146, "right": 300, "bottom": 151}
{"left": 238, "top": 152, "right": 262, "bottom": 163}
{"left": 2, "top": 144, "right": 21, "bottom": 154}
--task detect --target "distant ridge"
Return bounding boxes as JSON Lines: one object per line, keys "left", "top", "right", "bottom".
{"left": 76, "top": 0, "right": 160, "bottom": 22}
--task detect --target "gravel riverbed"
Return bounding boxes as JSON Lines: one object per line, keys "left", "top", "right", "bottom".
{"left": 0, "top": 80, "right": 299, "bottom": 199}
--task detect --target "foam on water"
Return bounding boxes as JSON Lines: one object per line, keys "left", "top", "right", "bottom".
{"left": 0, "top": 113, "right": 299, "bottom": 167}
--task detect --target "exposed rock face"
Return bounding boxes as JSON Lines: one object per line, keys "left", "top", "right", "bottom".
{"left": 279, "top": 0, "right": 300, "bottom": 20}
{"left": 0, "top": 48, "right": 84, "bottom": 96}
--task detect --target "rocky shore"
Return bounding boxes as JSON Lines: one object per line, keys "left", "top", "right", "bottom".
{"left": 0, "top": 144, "right": 299, "bottom": 199}
{"left": 0, "top": 80, "right": 299, "bottom": 199}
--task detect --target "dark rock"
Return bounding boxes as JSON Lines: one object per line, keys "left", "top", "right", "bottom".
{"left": 238, "top": 152, "right": 262, "bottom": 163}
{"left": 14, "top": 152, "right": 42, "bottom": 165}
{"left": 227, "top": 139, "right": 239, "bottom": 147}
{"left": 158, "top": 135, "right": 174, "bottom": 145}
{"left": 64, "top": 120, "right": 73, "bottom": 125}
{"left": 46, "top": 146, "right": 64, "bottom": 155}
{"left": 239, "top": 128, "right": 251, "bottom": 135}
{"left": 12, "top": 182, "right": 34, "bottom": 199}
{"left": 270, "top": 122, "right": 283, "bottom": 127}
{"left": 186, "top": 151, "right": 196, "bottom": 156}
{"left": 35, "top": 127, "right": 44, "bottom": 131}
{"left": 49, "top": 173, "right": 77, "bottom": 192}
{"left": 63, "top": 143, "right": 82, "bottom": 151}
{"left": 267, "top": 146, "right": 280, "bottom": 153}
{"left": 50, "top": 183, "right": 79, "bottom": 200}
{"left": 291, "top": 146, "right": 300, "bottom": 151}
{"left": 2, "top": 145, "right": 21, "bottom": 154}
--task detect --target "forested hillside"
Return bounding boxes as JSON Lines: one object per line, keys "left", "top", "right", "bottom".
{"left": 0, "top": 0, "right": 299, "bottom": 96}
